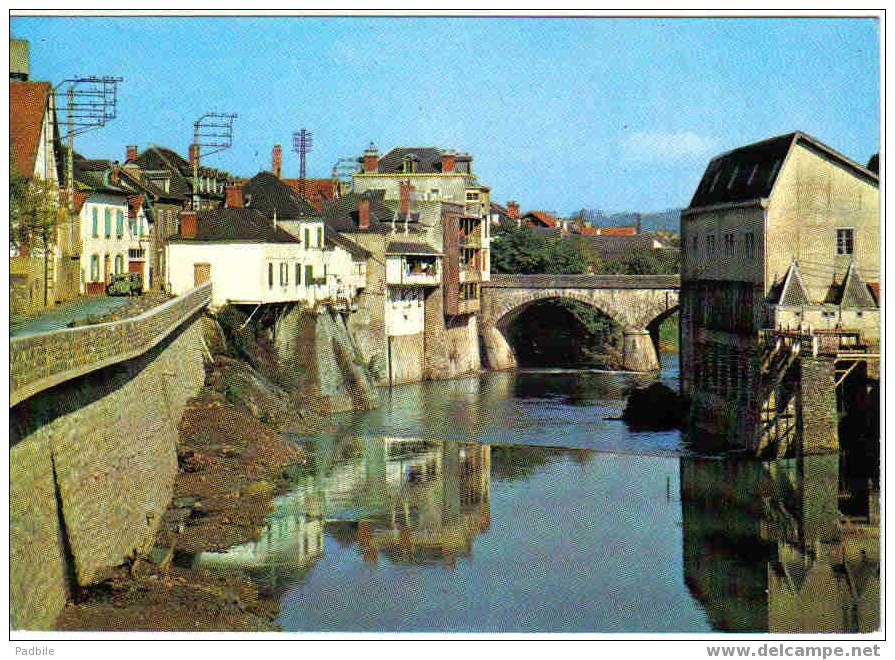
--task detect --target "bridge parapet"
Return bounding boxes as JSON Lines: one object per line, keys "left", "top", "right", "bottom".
{"left": 484, "top": 273, "right": 680, "bottom": 289}
{"left": 10, "top": 282, "right": 212, "bottom": 407}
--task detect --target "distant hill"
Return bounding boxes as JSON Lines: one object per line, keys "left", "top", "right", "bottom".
{"left": 571, "top": 208, "right": 681, "bottom": 234}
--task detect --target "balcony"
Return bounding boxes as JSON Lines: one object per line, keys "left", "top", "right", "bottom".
{"left": 386, "top": 253, "right": 441, "bottom": 287}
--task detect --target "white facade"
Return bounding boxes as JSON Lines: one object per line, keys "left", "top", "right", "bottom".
{"left": 385, "top": 254, "right": 441, "bottom": 287}
{"left": 166, "top": 238, "right": 364, "bottom": 309}
{"left": 79, "top": 193, "right": 149, "bottom": 293}
{"left": 385, "top": 286, "right": 426, "bottom": 336}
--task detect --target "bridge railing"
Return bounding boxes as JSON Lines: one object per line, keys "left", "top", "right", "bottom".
{"left": 10, "top": 282, "right": 212, "bottom": 407}
{"left": 483, "top": 273, "right": 680, "bottom": 289}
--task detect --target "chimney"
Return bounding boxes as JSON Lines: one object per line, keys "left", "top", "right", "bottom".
{"left": 180, "top": 210, "right": 198, "bottom": 239}
{"left": 399, "top": 181, "right": 415, "bottom": 215}
{"left": 272, "top": 144, "right": 282, "bottom": 178}
{"left": 225, "top": 184, "right": 244, "bottom": 208}
{"left": 362, "top": 143, "right": 379, "bottom": 173}
{"left": 358, "top": 197, "right": 370, "bottom": 230}
{"left": 126, "top": 145, "right": 138, "bottom": 162}
{"left": 189, "top": 143, "right": 200, "bottom": 169}
{"left": 441, "top": 150, "right": 456, "bottom": 173}
{"left": 507, "top": 200, "right": 519, "bottom": 219}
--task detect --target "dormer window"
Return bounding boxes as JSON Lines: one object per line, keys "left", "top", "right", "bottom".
{"left": 746, "top": 163, "right": 759, "bottom": 186}
{"left": 727, "top": 164, "right": 739, "bottom": 190}
{"left": 402, "top": 156, "right": 415, "bottom": 174}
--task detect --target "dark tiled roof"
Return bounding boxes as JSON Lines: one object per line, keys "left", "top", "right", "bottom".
{"left": 689, "top": 133, "right": 794, "bottom": 209}
{"left": 689, "top": 132, "right": 879, "bottom": 209}
{"left": 386, "top": 241, "right": 442, "bottom": 256}
{"left": 324, "top": 225, "right": 371, "bottom": 260}
{"left": 10, "top": 80, "right": 51, "bottom": 178}
{"left": 577, "top": 233, "right": 669, "bottom": 260}
{"left": 867, "top": 153, "right": 879, "bottom": 174}
{"left": 378, "top": 147, "right": 444, "bottom": 174}
{"left": 320, "top": 190, "right": 394, "bottom": 233}
{"left": 777, "top": 262, "right": 811, "bottom": 306}
{"left": 839, "top": 262, "right": 877, "bottom": 308}
{"left": 243, "top": 171, "right": 317, "bottom": 220}
{"left": 171, "top": 207, "right": 299, "bottom": 243}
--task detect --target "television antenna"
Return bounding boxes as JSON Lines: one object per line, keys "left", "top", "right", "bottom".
{"left": 292, "top": 129, "right": 313, "bottom": 199}
{"left": 191, "top": 112, "right": 237, "bottom": 209}
{"left": 53, "top": 76, "right": 124, "bottom": 213}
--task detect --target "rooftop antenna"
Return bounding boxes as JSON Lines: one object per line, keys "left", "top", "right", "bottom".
{"left": 191, "top": 112, "right": 238, "bottom": 209}
{"left": 332, "top": 156, "right": 360, "bottom": 193}
{"left": 292, "top": 129, "right": 313, "bottom": 200}
{"left": 53, "top": 76, "right": 124, "bottom": 215}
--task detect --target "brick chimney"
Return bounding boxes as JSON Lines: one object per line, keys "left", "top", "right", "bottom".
{"left": 399, "top": 181, "right": 415, "bottom": 215}
{"left": 180, "top": 210, "right": 198, "bottom": 239}
{"left": 272, "top": 144, "right": 282, "bottom": 178}
{"left": 362, "top": 143, "right": 379, "bottom": 173}
{"left": 225, "top": 184, "right": 244, "bottom": 208}
{"left": 507, "top": 200, "right": 519, "bottom": 219}
{"left": 126, "top": 145, "right": 138, "bottom": 162}
{"left": 441, "top": 150, "right": 456, "bottom": 173}
{"left": 189, "top": 144, "right": 200, "bottom": 169}
{"left": 358, "top": 197, "right": 370, "bottom": 230}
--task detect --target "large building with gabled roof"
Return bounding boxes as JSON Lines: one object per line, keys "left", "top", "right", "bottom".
{"left": 680, "top": 131, "right": 879, "bottom": 454}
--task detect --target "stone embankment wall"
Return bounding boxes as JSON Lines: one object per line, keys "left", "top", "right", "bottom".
{"left": 274, "top": 305, "right": 380, "bottom": 414}
{"left": 10, "top": 313, "right": 207, "bottom": 630}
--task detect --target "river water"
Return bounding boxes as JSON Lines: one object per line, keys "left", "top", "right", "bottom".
{"left": 191, "top": 354, "right": 879, "bottom": 633}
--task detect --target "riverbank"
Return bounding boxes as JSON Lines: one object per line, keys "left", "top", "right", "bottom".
{"left": 56, "top": 384, "right": 306, "bottom": 631}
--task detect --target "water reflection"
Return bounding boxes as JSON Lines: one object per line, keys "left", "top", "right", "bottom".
{"left": 680, "top": 454, "right": 879, "bottom": 632}
{"left": 188, "top": 365, "right": 878, "bottom": 632}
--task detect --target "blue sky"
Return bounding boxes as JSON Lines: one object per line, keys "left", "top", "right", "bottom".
{"left": 12, "top": 16, "right": 880, "bottom": 214}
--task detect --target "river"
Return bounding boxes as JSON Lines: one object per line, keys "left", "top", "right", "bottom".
{"left": 190, "top": 354, "right": 880, "bottom": 633}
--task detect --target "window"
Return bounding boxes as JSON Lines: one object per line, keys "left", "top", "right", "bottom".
{"left": 723, "top": 233, "right": 735, "bottom": 257}
{"left": 295, "top": 263, "right": 301, "bottom": 285}
{"left": 268, "top": 263, "right": 274, "bottom": 288}
{"left": 466, "top": 192, "right": 478, "bottom": 201}
{"left": 280, "top": 262, "right": 288, "bottom": 286}
{"left": 727, "top": 165, "right": 739, "bottom": 190}
{"left": 746, "top": 163, "right": 759, "bottom": 186}
{"left": 767, "top": 159, "right": 781, "bottom": 184}
{"left": 743, "top": 232, "right": 755, "bottom": 260}
{"left": 90, "top": 254, "right": 100, "bottom": 281}
{"left": 116, "top": 210, "right": 124, "bottom": 238}
{"left": 304, "top": 228, "right": 311, "bottom": 247}
{"left": 114, "top": 254, "right": 124, "bottom": 274}
{"left": 104, "top": 209, "right": 112, "bottom": 238}
{"left": 836, "top": 228, "right": 854, "bottom": 256}
{"left": 705, "top": 234, "right": 716, "bottom": 256}
{"left": 709, "top": 170, "right": 722, "bottom": 193}
{"left": 128, "top": 248, "right": 145, "bottom": 259}
{"left": 305, "top": 265, "right": 314, "bottom": 284}
{"left": 317, "top": 227, "right": 323, "bottom": 247}
{"left": 91, "top": 208, "right": 99, "bottom": 237}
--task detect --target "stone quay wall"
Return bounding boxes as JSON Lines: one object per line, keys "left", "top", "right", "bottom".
{"left": 10, "top": 287, "right": 210, "bottom": 631}
{"left": 10, "top": 282, "right": 212, "bottom": 407}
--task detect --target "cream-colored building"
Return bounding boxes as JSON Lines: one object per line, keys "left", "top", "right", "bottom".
{"left": 680, "top": 132, "right": 879, "bottom": 450}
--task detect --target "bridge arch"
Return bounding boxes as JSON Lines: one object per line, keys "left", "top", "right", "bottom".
{"left": 480, "top": 274, "right": 680, "bottom": 372}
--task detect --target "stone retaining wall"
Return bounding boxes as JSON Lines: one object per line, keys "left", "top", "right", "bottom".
{"left": 10, "top": 282, "right": 211, "bottom": 407}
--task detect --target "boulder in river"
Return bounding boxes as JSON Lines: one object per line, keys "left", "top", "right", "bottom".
{"left": 622, "top": 382, "right": 685, "bottom": 429}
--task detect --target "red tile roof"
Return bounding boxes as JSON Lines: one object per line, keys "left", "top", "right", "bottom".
{"left": 598, "top": 226, "right": 637, "bottom": 236}
{"left": 867, "top": 282, "right": 880, "bottom": 305}
{"left": 283, "top": 178, "right": 338, "bottom": 210}
{"left": 523, "top": 210, "right": 558, "bottom": 228}
{"left": 573, "top": 226, "right": 599, "bottom": 236}
{"left": 10, "top": 80, "right": 51, "bottom": 179}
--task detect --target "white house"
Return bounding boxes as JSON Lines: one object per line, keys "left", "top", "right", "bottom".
{"left": 166, "top": 204, "right": 351, "bottom": 309}
{"left": 384, "top": 241, "right": 442, "bottom": 336}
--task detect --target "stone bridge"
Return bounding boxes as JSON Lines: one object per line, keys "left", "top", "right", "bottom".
{"left": 480, "top": 274, "right": 680, "bottom": 371}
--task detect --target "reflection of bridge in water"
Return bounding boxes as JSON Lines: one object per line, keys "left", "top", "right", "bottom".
{"left": 680, "top": 453, "right": 879, "bottom": 633}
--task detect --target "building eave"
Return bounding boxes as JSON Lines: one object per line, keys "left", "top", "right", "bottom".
{"left": 681, "top": 197, "right": 769, "bottom": 218}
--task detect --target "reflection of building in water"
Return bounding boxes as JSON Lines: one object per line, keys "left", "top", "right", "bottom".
{"left": 192, "top": 474, "right": 324, "bottom": 594}
{"left": 329, "top": 437, "right": 491, "bottom": 566}
{"left": 680, "top": 454, "right": 879, "bottom": 632}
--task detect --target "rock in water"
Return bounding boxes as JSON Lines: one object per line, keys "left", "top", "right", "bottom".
{"left": 622, "top": 382, "right": 685, "bottom": 429}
